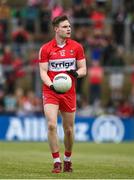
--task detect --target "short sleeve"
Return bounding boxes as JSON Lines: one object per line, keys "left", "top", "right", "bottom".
{"left": 38, "top": 45, "right": 49, "bottom": 63}
{"left": 76, "top": 44, "right": 85, "bottom": 60}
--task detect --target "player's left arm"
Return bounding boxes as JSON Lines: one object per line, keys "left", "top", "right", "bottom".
{"left": 67, "top": 43, "right": 87, "bottom": 78}
{"left": 75, "top": 43, "right": 87, "bottom": 78}
{"left": 76, "top": 58, "right": 87, "bottom": 78}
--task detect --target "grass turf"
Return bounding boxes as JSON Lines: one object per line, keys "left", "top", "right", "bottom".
{"left": 0, "top": 142, "right": 134, "bottom": 179}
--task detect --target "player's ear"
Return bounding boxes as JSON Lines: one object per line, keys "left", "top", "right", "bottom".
{"left": 54, "top": 26, "right": 58, "bottom": 32}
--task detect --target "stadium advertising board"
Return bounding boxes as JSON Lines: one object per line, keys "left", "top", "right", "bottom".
{"left": 0, "top": 114, "right": 134, "bottom": 142}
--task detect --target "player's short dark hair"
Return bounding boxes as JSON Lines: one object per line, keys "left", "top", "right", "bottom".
{"left": 52, "top": 15, "right": 69, "bottom": 27}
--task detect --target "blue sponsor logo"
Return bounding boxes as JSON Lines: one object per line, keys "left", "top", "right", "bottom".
{"left": 92, "top": 115, "right": 125, "bottom": 143}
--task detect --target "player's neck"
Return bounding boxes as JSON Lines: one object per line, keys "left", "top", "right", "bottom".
{"left": 55, "top": 35, "right": 66, "bottom": 46}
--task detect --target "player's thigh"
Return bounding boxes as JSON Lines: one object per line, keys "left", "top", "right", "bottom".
{"left": 60, "top": 111, "right": 75, "bottom": 129}
{"left": 44, "top": 104, "right": 59, "bottom": 124}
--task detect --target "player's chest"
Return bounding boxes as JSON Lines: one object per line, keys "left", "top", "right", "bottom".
{"left": 49, "top": 47, "right": 76, "bottom": 60}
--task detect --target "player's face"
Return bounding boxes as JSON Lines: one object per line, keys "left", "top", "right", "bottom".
{"left": 55, "top": 20, "right": 71, "bottom": 39}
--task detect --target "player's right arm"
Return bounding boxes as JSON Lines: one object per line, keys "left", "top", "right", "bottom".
{"left": 39, "top": 62, "right": 53, "bottom": 87}
{"left": 39, "top": 45, "right": 53, "bottom": 87}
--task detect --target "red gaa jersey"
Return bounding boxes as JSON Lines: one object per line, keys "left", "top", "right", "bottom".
{"left": 39, "top": 38, "right": 85, "bottom": 93}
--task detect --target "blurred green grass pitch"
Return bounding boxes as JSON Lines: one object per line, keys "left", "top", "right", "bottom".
{"left": 0, "top": 142, "right": 134, "bottom": 179}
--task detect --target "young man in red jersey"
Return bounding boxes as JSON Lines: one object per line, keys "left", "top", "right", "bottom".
{"left": 39, "top": 15, "right": 87, "bottom": 173}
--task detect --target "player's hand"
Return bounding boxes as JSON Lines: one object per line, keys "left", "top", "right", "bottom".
{"left": 49, "top": 85, "right": 65, "bottom": 94}
{"left": 67, "top": 70, "right": 78, "bottom": 78}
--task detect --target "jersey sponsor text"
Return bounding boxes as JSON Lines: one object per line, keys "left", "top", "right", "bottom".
{"left": 49, "top": 58, "right": 76, "bottom": 71}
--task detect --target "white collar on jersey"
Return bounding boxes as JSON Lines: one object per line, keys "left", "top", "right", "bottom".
{"left": 57, "top": 43, "right": 66, "bottom": 48}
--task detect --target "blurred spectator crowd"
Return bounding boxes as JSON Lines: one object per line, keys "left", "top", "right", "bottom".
{"left": 0, "top": 0, "right": 134, "bottom": 117}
